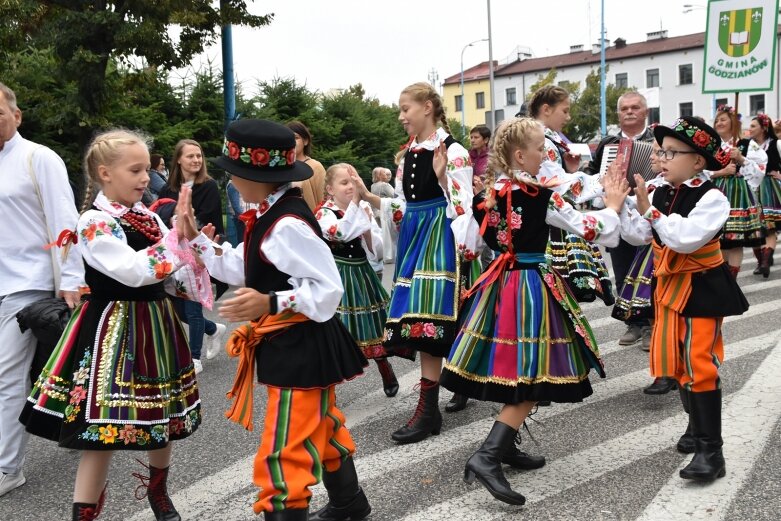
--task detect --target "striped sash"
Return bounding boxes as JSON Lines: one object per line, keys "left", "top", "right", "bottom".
{"left": 224, "top": 311, "right": 309, "bottom": 430}
{"left": 650, "top": 239, "right": 724, "bottom": 377}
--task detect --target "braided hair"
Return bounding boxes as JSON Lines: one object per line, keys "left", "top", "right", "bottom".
{"left": 484, "top": 117, "right": 543, "bottom": 209}
{"left": 394, "top": 82, "right": 451, "bottom": 164}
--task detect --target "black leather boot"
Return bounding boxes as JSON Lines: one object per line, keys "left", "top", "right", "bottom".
{"left": 677, "top": 387, "right": 695, "bottom": 454}
{"left": 464, "top": 422, "right": 526, "bottom": 505}
{"left": 643, "top": 377, "right": 677, "bottom": 395}
{"left": 752, "top": 247, "right": 762, "bottom": 275}
{"left": 502, "top": 442, "right": 546, "bottom": 470}
{"left": 445, "top": 393, "right": 468, "bottom": 413}
{"left": 265, "top": 509, "right": 309, "bottom": 520}
{"left": 391, "top": 378, "right": 442, "bottom": 444}
{"left": 309, "top": 457, "right": 370, "bottom": 520}
{"left": 760, "top": 247, "right": 773, "bottom": 278}
{"left": 72, "top": 503, "right": 99, "bottom": 521}
{"left": 375, "top": 357, "right": 399, "bottom": 397}
{"left": 139, "top": 465, "right": 181, "bottom": 521}
{"left": 680, "top": 390, "right": 726, "bottom": 481}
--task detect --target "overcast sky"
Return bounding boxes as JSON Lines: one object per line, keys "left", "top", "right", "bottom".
{"left": 184, "top": 0, "right": 709, "bottom": 105}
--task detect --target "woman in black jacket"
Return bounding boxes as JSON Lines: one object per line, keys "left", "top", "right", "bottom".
{"left": 159, "top": 139, "right": 226, "bottom": 373}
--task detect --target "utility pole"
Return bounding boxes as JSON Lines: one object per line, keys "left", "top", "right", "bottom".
{"left": 221, "top": 1, "right": 236, "bottom": 130}
{"left": 487, "top": 0, "right": 496, "bottom": 130}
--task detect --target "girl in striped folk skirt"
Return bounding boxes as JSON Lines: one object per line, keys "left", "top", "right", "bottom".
{"left": 19, "top": 130, "right": 211, "bottom": 521}
{"left": 709, "top": 105, "right": 766, "bottom": 277}
{"left": 316, "top": 163, "right": 399, "bottom": 397}
{"left": 749, "top": 114, "right": 781, "bottom": 277}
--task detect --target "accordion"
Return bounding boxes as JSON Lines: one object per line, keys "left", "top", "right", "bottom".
{"left": 599, "top": 139, "right": 656, "bottom": 188}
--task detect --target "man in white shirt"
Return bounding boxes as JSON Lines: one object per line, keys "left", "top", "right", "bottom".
{"left": 0, "top": 82, "right": 83, "bottom": 496}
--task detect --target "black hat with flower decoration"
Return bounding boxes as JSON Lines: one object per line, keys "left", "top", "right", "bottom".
{"left": 653, "top": 116, "right": 730, "bottom": 171}
{"left": 213, "top": 119, "right": 313, "bottom": 182}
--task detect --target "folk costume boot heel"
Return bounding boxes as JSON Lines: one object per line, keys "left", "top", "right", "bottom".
{"left": 134, "top": 462, "right": 181, "bottom": 521}
{"left": 680, "top": 390, "right": 726, "bottom": 481}
{"left": 391, "top": 377, "right": 442, "bottom": 444}
{"left": 264, "top": 509, "right": 309, "bottom": 520}
{"left": 375, "top": 357, "right": 399, "bottom": 398}
{"left": 309, "top": 457, "right": 371, "bottom": 521}
{"left": 677, "top": 387, "right": 695, "bottom": 454}
{"left": 464, "top": 421, "right": 526, "bottom": 506}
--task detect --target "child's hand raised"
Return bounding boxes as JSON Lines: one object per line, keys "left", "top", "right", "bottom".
{"left": 348, "top": 165, "right": 368, "bottom": 199}
{"left": 633, "top": 174, "right": 652, "bottom": 215}
{"left": 201, "top": 223, "right": 221, "bottom": 244}
{"left": 175, "top": 186, "right": 199, "bottom": 241}
{"left": 602, "top": 170, "right": 630, "bottom": 213}
{"left": 433, "top": 141, "right": 448, "bottom": 181}
{"left": 218, "top": 287, "right": 270, "bottom": 322}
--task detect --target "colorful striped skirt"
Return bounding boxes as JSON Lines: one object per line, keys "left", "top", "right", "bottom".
{"left": 712, "top": 175, "right": 764, "bottom": 248}
{"left": 611, "top": 244, "right": 654, "bottom": 322}
{"left": 547, "top": 227, "right": 615, "bottom": 305}
{"left": 20, "top": 297, "right": 200, "bottom": 450}
{"left": 441, "top": 254, "right": 605, "bottom": 404}
{"left": 758, "top": 175, "right": 781, "bottom": 230}
{"left": 383, "top": 197, "right": 478, "bottom": 359}
{"left": 335, "top": 255, "right": 390, "bottom": 360}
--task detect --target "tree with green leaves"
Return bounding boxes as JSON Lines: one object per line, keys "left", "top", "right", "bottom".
{"left": 0, "top": 1, "right": 272, "bottom": 148}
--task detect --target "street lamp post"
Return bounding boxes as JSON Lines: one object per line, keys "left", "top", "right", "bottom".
{"left": 460, "top": 38, "right": 489, "bottom": 130}
{"left": 599, "top": 0, "right": 606, "bottom": 136}
{"left": 487, "top": 0, "right": 496, "bottom": 131}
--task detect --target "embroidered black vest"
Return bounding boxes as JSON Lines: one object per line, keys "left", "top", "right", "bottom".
{"left": 323, "top": 208, "right": 367, "bottom": 260}
{"left": 402, "top": 135, "right": 457, "bottom": 202}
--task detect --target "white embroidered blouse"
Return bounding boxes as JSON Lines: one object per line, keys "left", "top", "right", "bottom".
{"left": 316, "top": 199, "right": 383, "bottom": 262}
{"left": 199, "top": 184, "right": 343, "bottom": 323}
{"left": 77, "top": 192, "right": 212, "bottom": 302}
{"left": 618, "top": 171, "right": 731, "bottom": 254}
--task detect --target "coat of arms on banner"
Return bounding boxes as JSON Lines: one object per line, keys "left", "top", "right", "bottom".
{"left": 719, "top": 7, "right": 763, "bottom": 57}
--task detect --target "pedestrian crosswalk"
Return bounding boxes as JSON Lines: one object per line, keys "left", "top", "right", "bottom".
{"left": 119, "top": 253, "right": 781, "bottom": 521}
{"left": 8, "top": 254, "right": 781, "bottom": 521}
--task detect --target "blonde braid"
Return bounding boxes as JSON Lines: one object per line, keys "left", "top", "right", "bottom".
{"left": 484, "top": 118, "right": 543, "bottom": 210}
{"left": 79, "top": 182, "right": 95, "bottom": 213}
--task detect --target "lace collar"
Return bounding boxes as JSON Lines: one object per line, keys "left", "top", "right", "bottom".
{"left": 93, "top": 191, "right": 149, "bottom": 217}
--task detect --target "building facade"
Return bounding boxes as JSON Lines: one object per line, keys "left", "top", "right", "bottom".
{"left": 442, "top": 61, "right": 496, "bottom": 130}
{"left": 448, "top": 29, "right": 781, "bottom": 133}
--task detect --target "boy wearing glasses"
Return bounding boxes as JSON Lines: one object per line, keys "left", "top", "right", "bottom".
{"left": 618, "top": 116, "right": 748, "bottom": 483}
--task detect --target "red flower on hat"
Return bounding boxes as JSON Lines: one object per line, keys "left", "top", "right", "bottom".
{"left": 250, "top": 148, "right": 270, "bottom": 166}
{"left": 692, "top": 130, "right": 710, "bottom": 148}
{"left": 228, "top": 141, "right": 241, "bottom": 160}
{"left": 286, "top": 149, "right": 296, "bottom": 165}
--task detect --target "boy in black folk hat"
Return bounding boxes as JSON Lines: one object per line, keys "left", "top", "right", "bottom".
{"left": 617, "top": 116, "right": 749, "bottom": 482}
{"left": 190, "top": 119, "right": 370, "bottom": 520}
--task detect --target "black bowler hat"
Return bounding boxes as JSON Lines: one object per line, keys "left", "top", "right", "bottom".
{"left": 212, "top": 119, "right": 313, "bottom": 183}
{"left": 653, "top": 116, "right": 730, "bottom": 171}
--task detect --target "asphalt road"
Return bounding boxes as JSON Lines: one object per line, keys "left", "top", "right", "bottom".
{"left": 3, "top": 252, "right": 781, "bottom": 521}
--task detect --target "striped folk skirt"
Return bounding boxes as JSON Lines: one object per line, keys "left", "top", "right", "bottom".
{"left": 758, "top": 174, "right": 781, "bottom": 231}
{"left": 20, "top": 297, "right": 201, "bottom": 450}
{"left": 712, "top": 175, "right": 764, "bottom": 248}
{"left": 335, "top": 255, "right": 390, "bottom": 360}
{"left": 547, "top": 227, "right": 615, "bottom": 305}
{"left": 383, "top": 197, "right": 478, "bottom": 359}
{"left": 441, "top": 255, "right": 606, "bottom": 404}
{"left": 611, "top": 244, "right": 654, "bottom": 322}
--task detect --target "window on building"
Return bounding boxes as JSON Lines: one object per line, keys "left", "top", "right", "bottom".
{"left": 679, "top": 102, "right": 694, "bottom": 117}
{"left": 750, "top": 94, "right": 765, "bottom": 116}
{"left": 476, "top": 91, "right": 485, "bottom": 109}
{"left": 646, "top": 68, "right": 660, "bottom": 88}
{"left": 679, "top": 64, "right": 693, "bottom": 85}
{"left": 494, "top": 109, "right": 505, "bottom": 125}
{"left": 648, "top": 107, "right": 661, "bottom": 125}
{"left": 615, "top": 73, "right": 628, "bottom": 89}
{"left": 455, "top": 95, "right": 463, "bottom": 112}
{"left": 506, "top": 88, "right": 517, "bottom": 106}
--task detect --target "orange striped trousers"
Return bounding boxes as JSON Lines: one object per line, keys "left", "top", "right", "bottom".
{"left": 253, "top": 385, "right": 356, "bottom": 514}
{"left": 670, "top": 316, "right": 724, "bottom": 393}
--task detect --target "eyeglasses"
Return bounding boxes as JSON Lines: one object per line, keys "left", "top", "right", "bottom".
{"left": 654, "top": 149, "right": 699, "bottom": 160}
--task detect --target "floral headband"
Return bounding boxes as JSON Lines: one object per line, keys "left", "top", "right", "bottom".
{"left": 756, "top": 113, "right": 771, "bottom": 129}
{"left": 716, "top": 104, "right": 742, "bottom": 121}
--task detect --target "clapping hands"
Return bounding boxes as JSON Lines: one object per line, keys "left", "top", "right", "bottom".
{"left": 175, "top": 186, "right": 200, "bottom": 241}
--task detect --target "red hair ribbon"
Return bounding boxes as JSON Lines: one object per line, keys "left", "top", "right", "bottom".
{"left": 44, "top": 229, "right": 78, "bottom": 250}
